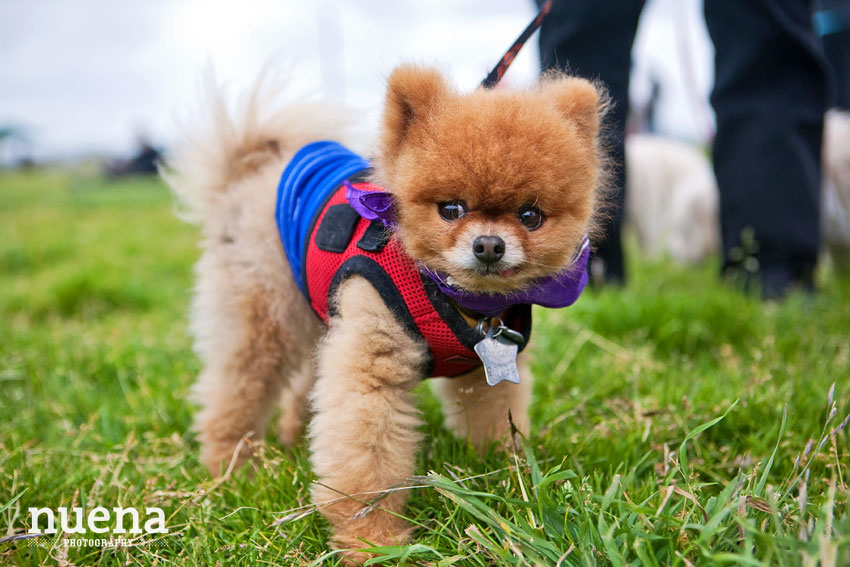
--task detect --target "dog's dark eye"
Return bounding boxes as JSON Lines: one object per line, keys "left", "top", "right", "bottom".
{"left": 518, "top": 205, "right": 544, "bottom": 230}
{"left": 438, "top": 200, "right": 468, "bottom": 221}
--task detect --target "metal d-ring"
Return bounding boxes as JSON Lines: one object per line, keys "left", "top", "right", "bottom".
{"left": 477, "top": 317, "right": 512, "bottom": 340}
{"left": 490, "top": 318, "right": 506, "bottom": 339}
{"left": 475, "top": 318, "right": 488, "bottom": 338}
{"left": 476, "top": 317, "right": 505, "bottom": 338}
{"left": 492, "top": 317, "right": 525, "bottom": 345}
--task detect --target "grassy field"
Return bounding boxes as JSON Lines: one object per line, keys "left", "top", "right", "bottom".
{"left": 1, "top": 170, "right": 848, "bottom": 566}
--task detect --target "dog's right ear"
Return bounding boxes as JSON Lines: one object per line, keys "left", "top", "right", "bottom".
{"left": 541, "top": 75, "right": 606, "bottom": 146}
{"left": 380, "top": 65, "right": 448, "bottom": 162}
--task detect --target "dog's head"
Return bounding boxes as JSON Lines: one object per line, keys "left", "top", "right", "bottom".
{"left": 375, "top": 64, "right": 607, "bottom": 294}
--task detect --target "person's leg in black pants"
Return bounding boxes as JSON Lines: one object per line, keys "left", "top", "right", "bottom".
{"left": 537, "top": 0, "right": 646, "bottom": 283}
{"left": 705, "top": 0, "right": 829, "bottom": 297}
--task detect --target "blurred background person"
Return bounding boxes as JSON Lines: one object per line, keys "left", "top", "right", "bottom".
{"left": 105, "top": 133, "right": 162, "bottom": 177}
{"left": 815, "top": 0, "right": 850, "bottom": 109}
{"left": 539, "top": 0, "right": 832, "bottom": 298}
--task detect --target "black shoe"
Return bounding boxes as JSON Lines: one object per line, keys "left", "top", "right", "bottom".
{"left": 590, "top": 256, "right": 625, "bottom": 287}
{"left": 724, "top": 263, "right": 814, "bottom": 300}
{"left": 760, "top": 266, "right": 815, "bottom": 300}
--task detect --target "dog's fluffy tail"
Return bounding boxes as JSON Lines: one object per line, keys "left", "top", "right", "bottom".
{"left": 162, "top": 69, "right": 359, "bottom": 223}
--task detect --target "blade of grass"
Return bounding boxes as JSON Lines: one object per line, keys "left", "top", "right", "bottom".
{"left": 679, "top": 399, "right": 739, "bottom": 481}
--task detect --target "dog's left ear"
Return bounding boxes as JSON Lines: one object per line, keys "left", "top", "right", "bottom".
{"left": 380, "top": 65, "right": 449, "bottom": 162}
{"left": 542, "top": 76, "right": 605, "bottom": 144}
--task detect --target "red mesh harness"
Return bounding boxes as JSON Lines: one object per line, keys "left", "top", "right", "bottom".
{"left": 302, "top": 174, "right": 531, "bottom": 378}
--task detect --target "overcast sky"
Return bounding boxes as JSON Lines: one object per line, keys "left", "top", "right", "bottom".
{"left": 0, "top": 0, "right": 713, "bottom": 164}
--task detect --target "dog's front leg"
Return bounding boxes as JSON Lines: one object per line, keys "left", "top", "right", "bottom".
{"left": 309, "top": 277, "right": 427, "bottom": 563}
{"left": 432, "top": 355, "right": 532, "bottom": 450}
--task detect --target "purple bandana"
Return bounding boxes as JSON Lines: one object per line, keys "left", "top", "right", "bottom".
{"left": 345, "top": 182, "right": 590, "bottom": 317}
{"left": 422, "top": 241, "right": 590, "bottom": 317}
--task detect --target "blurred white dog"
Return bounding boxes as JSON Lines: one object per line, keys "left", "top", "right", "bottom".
{"left": 624, "top": 133, "right": 719, "bottom": 263}
{"left": 822, "top": 110, "right": 850, "bottom": 266}
{"left": 625, "top": 110, "right": 850, "bottom": 268}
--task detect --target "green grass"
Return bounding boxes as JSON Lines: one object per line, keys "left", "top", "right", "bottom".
{"left": 0, "top": 170, "right": 848, "bottom": 566}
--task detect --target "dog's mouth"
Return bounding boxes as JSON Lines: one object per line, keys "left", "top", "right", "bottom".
{"left": 478, "top": 266, "right": 518, "bottom": 278}
{"left": 440, "top": 264, "right": 533, "bottom": 294}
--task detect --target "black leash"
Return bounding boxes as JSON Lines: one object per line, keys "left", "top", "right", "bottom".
{"left": 480, "top": 0, "right": 555, "bottom": 89}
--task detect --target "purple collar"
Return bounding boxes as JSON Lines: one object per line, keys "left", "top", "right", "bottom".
{"left": 345, "top": 181, "right": 396, "bottom": 227}
{"left": 421, "top": 241, "right": 589, "bottom": 317}
{"left": 345, "top": 182, "right": 590, "bottom": 317}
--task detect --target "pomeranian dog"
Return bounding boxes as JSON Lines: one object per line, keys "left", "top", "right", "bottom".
{"left": 164, "top": 64, "right": 607, "bottom": 562}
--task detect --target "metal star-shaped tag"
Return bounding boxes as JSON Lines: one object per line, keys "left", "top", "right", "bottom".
{"left": 474, "top": 324, "right": 523, "bottom": 386}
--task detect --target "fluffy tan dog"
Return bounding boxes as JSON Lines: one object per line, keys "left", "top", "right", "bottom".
{"left": 165, "top": 65, "right": 607, "bottom": 562}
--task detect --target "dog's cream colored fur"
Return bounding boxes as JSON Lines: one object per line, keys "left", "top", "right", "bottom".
{"left": 165, "top": 66, "right": 604, "bottom": 563}
{"left": 164, "top": 79, "right": 347, "bottom": 471}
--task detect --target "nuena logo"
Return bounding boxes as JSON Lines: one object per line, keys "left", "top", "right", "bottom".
{"left": 28, "top": 507, "right": 168, "bottom": 535}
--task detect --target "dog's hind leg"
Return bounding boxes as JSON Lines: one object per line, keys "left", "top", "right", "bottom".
{"left": 431, "top": 356, "right": 532, "bottom": 450}
{"left": 309, "top": 277, "right": 428, "bottom": 563}
{"left": 277, "top": 357, "right": 314, "bottom": 446}
{"left": 190, "top": 238, "right": 320, "bottom": 476}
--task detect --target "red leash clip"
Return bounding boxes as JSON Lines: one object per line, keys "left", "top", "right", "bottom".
{"left": 480, "top": 0, "right": 555, "bottom": 89}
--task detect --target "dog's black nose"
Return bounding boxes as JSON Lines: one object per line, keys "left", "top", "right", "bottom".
{"left": 473, "top": 236, "right": 505, "bottom": 265}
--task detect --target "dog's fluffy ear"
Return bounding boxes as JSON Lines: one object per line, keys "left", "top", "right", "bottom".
{"left": 380, "top": 65, "right": 448, "bottom": 160}
{"left": 542, "top": 76, "right": 605, "bottom": 144}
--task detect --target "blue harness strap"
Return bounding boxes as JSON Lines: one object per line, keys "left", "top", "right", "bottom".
{"left": 275, "top": 141, "right": 370, "bottom": 291}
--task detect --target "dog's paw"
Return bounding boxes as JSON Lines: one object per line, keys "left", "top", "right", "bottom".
{"left": 331, "top": 524, "right": 413, "bottom": 566}
{"left": 334, "top": 548, "right": 373, "bottom": 566}
{"left": 276, "top": 410, "right": 304, "bottom": 447}
{"left": 199, "top": 437, "right": 253, "bottom": 477}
